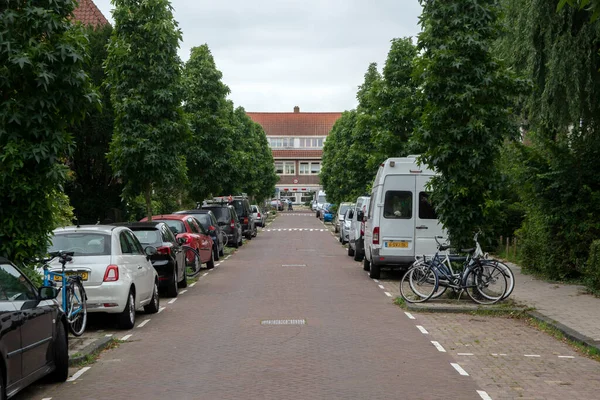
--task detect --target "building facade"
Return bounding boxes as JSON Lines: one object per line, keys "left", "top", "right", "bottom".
{"left": 247, "top": 107, "right": 342, "bottom": 204}
{"left": 73, "top": 0, "right": 109, "bottom": 27}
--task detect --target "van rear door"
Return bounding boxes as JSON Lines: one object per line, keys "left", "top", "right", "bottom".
{"left": 379, "top": 175, "right": 416, "bottom": 259}
{"left": 414, "top": 175, "right": 445, "bottom": 257}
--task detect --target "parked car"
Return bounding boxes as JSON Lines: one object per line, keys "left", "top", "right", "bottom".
{"left": 0, "top": 257, "right": 69, "bottom": 397}
{"left": 348, "top": 195, "right": 371, "bottom": 261}
{"left": 270, "top": 198, "right": 283, "bottom": 211}
{"left": 315, "top": 190, "right": 327, "bottom": 219}
{"left": 322, "top": 204, "right": 334, "bottom": 222}
{"left": 201, "top": 203, "right": 243, "bottom": 248}
{"left": 140, "top": 214, "right": 215, "bottom": 270}
{"left": 339, "top": 208, "right": 354, "bottom": 244}
{"left": 226, "top": 195, "right": 257, "bottom": 240}
{"left": 114, "top": 222, "right": 186, "bottom": 297}
{"left": 251, "top": 204, "right": 267, "bottom": 227}
{"left": 48, "top": 225, "right": 160, "bottom": 329}
{"left": 363, "top": 157, "right": 445, "bottom": 279}
{"left": 174, "top": 209, "right": 225, "bottom": 259}
{"left": 334, "top": 202, "right": 355, "bottom": 233}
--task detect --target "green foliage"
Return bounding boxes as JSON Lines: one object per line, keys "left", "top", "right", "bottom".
{"left": 585, "top": 240, "right": 600, "bottom": 291}
{"left": 66, "top": 24, "right": 124, "bottom": 224}
{"left": 558, "top": 0, "right": 600, "bottom": 21}
{"left": 0, "top": 1, "right": 97, "bottom": 267}
{"left": 106, "top": 0, "right": 189, "bottom": 220}
{"left": 415, "top": 0, "right": 524, "bottom": 247}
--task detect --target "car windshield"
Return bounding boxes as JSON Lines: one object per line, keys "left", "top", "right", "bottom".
{"left": 131, "top": 229, "right": 162, "bottom": 245}
{"left": 49, "top": 232, "right": 111, "bottom": 256}
{"left": 155, "top": 220, "right": 185, "bottom": 234}
{"left": 339, "top": 204, "right": 351, "bottom": 216}
{"left": 204, "top": 207, "right": 230, "bottom": 224}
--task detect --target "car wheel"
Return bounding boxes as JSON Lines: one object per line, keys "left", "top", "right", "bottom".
{"left": 335, "top": 225, "right": 339, "bottom": 233}
{"left": 353, "top": 248, "right": 363, "bottom": 262}
{"left": 118, "top": 289, "right": 136, "bottom": 330}
{"left": 233, "top": 237, "right": 239, "bottom": 248}
{"left": 49, "top": 321, "right": 68, "bottom": 382}
{"left": 252, "top": 226, "right": 257, "bottom": 237}
{"left": 369, "top": 262, "right": 380, "bottom": 279}
{"left": 238, "top": 235, "right": 243, "bottom": 247}
{"left": 316, "top": 211, "right": 320, "bottom": 219}
{"left": 144, "top": 281, "right": 160, "bottom": 313}
{"left": 167, "top": 268, "right": 178, "bottom": 297}
{"left": 246, "top": 231, "right": 252, "bottom": 240}
{"left": 363, "top": 257, "right": 371, "bottom": 272}
{"left": 206, "top": 248, "right": 215, "bottom": 269}
{"left": 348, "top": 245, "right": 355, "bottom": 257}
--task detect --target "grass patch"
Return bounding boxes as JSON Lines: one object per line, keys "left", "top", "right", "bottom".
{"left": 72, "top": 338, "right": 123, "bottom": 368}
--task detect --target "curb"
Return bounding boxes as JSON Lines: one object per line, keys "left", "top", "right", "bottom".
{"left": 525, "top": 310, "right": 600, "bottom": 353}
{"left": 68, "top": 335, "right": 113, "bottom": 367}
{"left": 404, "top": 302, "right": 526, "bottom": 315}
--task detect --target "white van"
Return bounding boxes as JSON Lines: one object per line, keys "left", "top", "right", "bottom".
{"left": 314, "top": 190, "right": 327, "bottom": 219}
{"left": 347, "top": 196, "right": 370, "bottom": 261}
{"left": 363, "top": 156, "right": 445, "bottom": 279}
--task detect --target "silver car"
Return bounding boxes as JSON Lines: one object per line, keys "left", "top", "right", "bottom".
{"left": 251, "top": 205, "right": 267, "bottom": 227}
{"left": 335, "top": 202, "right": 355, "bottom": 233}
{"left": 339, "top": 208, "right": 354, "bottom": 244}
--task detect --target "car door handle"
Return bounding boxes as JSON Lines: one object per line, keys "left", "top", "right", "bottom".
{"left": 416, "top": 226, "right": 428, "bottom": 229}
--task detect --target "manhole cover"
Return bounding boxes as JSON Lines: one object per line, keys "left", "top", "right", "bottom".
{"left": 261, "top": 319, "right": 306, "bottom": 325}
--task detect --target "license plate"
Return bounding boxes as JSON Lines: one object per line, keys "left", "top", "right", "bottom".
{"left": 385, "top": 241, "right": 408, "bottom": 248}
{"left": 54, "top": 272, "right": 88, "bottom": 282}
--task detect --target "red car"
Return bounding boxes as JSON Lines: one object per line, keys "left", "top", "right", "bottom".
{"left": 140, "top": 214, "right": 215, "bottom": 269}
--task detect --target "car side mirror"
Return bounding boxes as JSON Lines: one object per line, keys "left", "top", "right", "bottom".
{"left": 144, "top": 246, "right": 157, "bottom": 257}
{"left": 357, "top": 211, "right": 364, "bottom": 221}
{"left": 38, "top": 286, "right": 59, "bottom": 301}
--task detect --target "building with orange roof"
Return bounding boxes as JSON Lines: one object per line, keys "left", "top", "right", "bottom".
{"left": 247, "top": 106, "right": 342, "bottom": 204}
{"left": 73, "top": 0, "right": 109, "bottom": 27}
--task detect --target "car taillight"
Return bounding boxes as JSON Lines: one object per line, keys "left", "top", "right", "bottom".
{"left": 360, "top": 224, "right": 364, "bottom": 236}
{"left": 244, "top": 217, "right": 248, "bottom": 224}
{"left": 257, "top": 212, "right": 261, "bottom": 218}
{"left": 230, "top": 219, "right": 235, "bottom": 229}
{"left": 157, "top": 246, "right": 171, "bottom": 255}
{"left": 373, "top": 227, "right": 380, "bottom": 245}
{"left": 103, "top": 265, "right": 119, "bottom": 282}
{"left": 209, "top": 225, "right": 215, "bottom": 231}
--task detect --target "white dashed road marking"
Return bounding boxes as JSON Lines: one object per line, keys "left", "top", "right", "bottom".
{"left": 168, "top": 298, "right": 177, "bottom": 304}
{"left": 202, "top": 272, "right": 208, "bottom": 277}
{"left": 477, "top": 390, "right": 493, "bottom": 400}
{"left": 378, "top": 284, "right": 385, "bottom": 289}
{"left": 189, "top": 282, "right": 196, "bottom": 287}
{"left": 67, "top": 366, "right": 91, "bottom": 382}
{"left": 157, "top": 306, "right": 166, "bottom": 314}
{"left": 558, "top": 355, "right": 575, "bottom": 358}
{"left": 404, "top": 312, "right": 416, "bottom": 320}
{"left": 451, "top": 363, "right": 469, "bottom": 376}
{"left": 431, "top": 341, "right": 446, "bottom": 352}
{"left": 179, "top": 290, "right": 187, "bottom": 295}
{"left": 384, "top": 292, "right": 392, "bottom": 297}
{"left": 416, "top": 325, "right": 429, "bottom": 334}
{"left": 121, "top": 334, "right": 133, "bottom": 341}
{"left": 524, "top": 354, "right": 541, "bottom": 357}
{"left": 373, "top": 279, "right": 379, "bottom": 283}
{"left": 457, "top": 353, "right": 474, "bottom": 356}
{"left": 105, "top": 334, "right": 113, "bottom": 337}
{"left": 137, "top": 319, "right": 150, "bottom": 328}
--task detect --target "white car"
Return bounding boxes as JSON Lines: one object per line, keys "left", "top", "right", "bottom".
{"left": 334, "top": 202, "right": 355, "bottom": 233}
{"left": 251, "top": 205, "right": 267, "bottom": 227}
{"left": 339, "top": 208, "right": 353, "bottom": 244}
{"left": 48, "top": 225, "right": 160, "bottom": 329}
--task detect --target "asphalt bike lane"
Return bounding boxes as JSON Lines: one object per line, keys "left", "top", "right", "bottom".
{"left": 17, "top": 211, "right": 484, "bottom": 400}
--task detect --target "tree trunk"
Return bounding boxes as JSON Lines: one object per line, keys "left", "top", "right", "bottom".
{"left": 145, "top": 184, "right": 153, "bottom": 221}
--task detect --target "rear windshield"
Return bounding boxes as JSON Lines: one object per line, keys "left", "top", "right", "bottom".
{"left": 383, "top": 191, "right": 413, "bottom": 219}
{"left": 338, "top": 204, "right": 351, "bottom": 216}
{"left": 318, "top": 195, "right": 327, "bottom": 203}
{"left": 202, "top": 207, "right": 230, "bottom": 224}
{"left": 231, "top": 200, "right": 245, "bottom": 216}
{"left": 193, "top": 214, "right": 211, "bottom": 230}
{"left": 155, "top": 220, "right": 185, "bottom": 235}
{"left": 49, "top": 232, "right": 111, "bottom": 256}
{"left": 131, "top": 229, "right": 162, "bottom": 245}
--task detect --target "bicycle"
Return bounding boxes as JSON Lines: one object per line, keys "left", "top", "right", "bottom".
{"left": 400, "top": 237, "right": 508, "bottom": 305}
{"left": 43, "top": 251, "right": 87, "bottom": 336}
{"left": 183, "top": 245, "right": 202, "bottom": 278}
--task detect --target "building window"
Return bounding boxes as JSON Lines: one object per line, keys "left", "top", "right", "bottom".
{"left": 310, "top": 162, "right": 321, "bottom": 174}
{"left": 269, "top": 137, "right": 295, "bottom": 148}
{"left": 299, "top": 162, "right": 310, "bottom": 175}
{"left": 284, "top": 161, "right": 295, "bottom": 175}
{"left": 274, "top": 161, "right": 284, "bottom": 174}
{"left": 298, "top": 137, "right": 325, "bottom": 149}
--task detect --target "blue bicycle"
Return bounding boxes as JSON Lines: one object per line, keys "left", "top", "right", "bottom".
{"left": 43, "top": 251, "right": 87, "bottom": 336}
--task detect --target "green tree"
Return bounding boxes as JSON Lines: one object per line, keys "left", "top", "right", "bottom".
{"left": 105, "top": 0, "right": 189, "bottom": 221}
{"left": 415, "top": 0, "right": 524, "bottom": 247}
{"left": 0, "top": 1, "right": 96, "bottom": 266}
{"left": 66, "top": 24, "right": 123, "bottom": 224}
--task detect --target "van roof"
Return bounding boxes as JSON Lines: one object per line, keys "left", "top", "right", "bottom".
{"left": 377, "top": 157, "right": 436, "bottom": 176}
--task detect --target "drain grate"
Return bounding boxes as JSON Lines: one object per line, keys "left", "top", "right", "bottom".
{"left": 261, "top": 319, "right": 306, "bottom": 325}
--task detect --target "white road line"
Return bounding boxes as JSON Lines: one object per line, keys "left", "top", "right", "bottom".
{"left": 431, "top": 341, "right": 446, "bottom": 352}
{"left": 477, "top": 390, "right": 493, "bottom": 400}
{"left": 137, "top": 319, "right": 150, "bottom": 328}
{"left": 157, "top": 306, "right": 166, "bottom": 314}
{"left": 189, "top": 282, "right": 196, "bottom": 287}
{"left": 404, "top": 312, "right": 416, "bottom": 320}
{"left": 310, "top": 229, "right": 314, "bottom": 231}
{"left": 524, "top": 354, "right": 541, "bottom": 357}
{"left": 378, "top": 284, "right": 385, "bottom": 289}
{"left": 67, "top": 366, "right": 91, "bottom": 382}
{"left": 105, "top": 334, "right": 113, "bottom": 337}
{"left": 168, "top": 298, "right": 177, "bottom": 304}
{"left": 320, "top": 229, "right": 324, "bottom": 231}
{"left": 416, "top": 325, "right": 429, "bottom": 334}
{"left": 457, "top": 353, "right": 474, "bottom": 356}
{"left": 384, "top": 292, "right": 392, "bottom": 297}
{"left": 451, "top": 363, "right": 469, "bottom": 376}
{"left": 179, "top": 290, "right": 188, "bottom": 294}
{"left": 202, "top": 272, "right": 208, "bottom": 277}
{"left": 491, "top": 353, "right": 507, "bottom": 356}
{"left": 225, "top": 256, "right": 231, "bottom": 260}
{"left": 373, "top": 279, "right": 379, "bottom": 283}
{"left": 41, "top": 398, "right": 52, "bottom": 400}
{"left": 278, "top": 229, "right": 282, "bottom": 231}
{"left": 121, "top": 334, "right": 132, "bottom": 341}
{"left": 558, "top": 355, "right": 575, "bottom": 358}
{"left": 215, "top": 263, "right": 221, "bottom": 267}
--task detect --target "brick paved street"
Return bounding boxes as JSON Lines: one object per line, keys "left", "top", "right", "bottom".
{"left": 14, "top": 210, "right": 600, "bottom": 400}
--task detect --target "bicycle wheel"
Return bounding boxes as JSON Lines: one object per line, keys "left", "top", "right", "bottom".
{"left": 400, "top": 265, "right": 438, "bottom": 303}
{"left": 66, "top": 279, "right": 87, "bottom": 336}
{"left": 465, "top": 264, "right": 507, "bottom": 305}
{"left": 183, "top": 245, "right": 201, "bottom": 277}
{"left": 481, "top": 260, "right": 514, "bottom": 299}
{"left": 221, "top": 233, "right": 228, "bottom": 247}
{"left": 412, "top": 259, "right": 447, "bottom": 299}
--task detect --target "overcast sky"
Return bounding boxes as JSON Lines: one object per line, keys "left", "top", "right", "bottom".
{"left": 91, "top": 1, "right": 423, "bottom": 112}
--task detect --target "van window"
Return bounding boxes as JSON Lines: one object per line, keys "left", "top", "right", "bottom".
{"left": 383, "top": 191, "right": 412, "bottom": 219}
{"left": 418, "top": 192, "right": 437, "bottom": 220}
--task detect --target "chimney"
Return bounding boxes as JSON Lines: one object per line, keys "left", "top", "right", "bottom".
{"left": 293, "top": 106, "right": 300, "bottom": 113}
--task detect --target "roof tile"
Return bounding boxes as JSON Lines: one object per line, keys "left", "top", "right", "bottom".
{"left": 73, "top": 0, "right": 109, "bottom": 27}
{"left": 272, "top": 150, "right": 322, "bottom": 159}
{"left": 247, "top": 112, "right": 342, "bottom": 137}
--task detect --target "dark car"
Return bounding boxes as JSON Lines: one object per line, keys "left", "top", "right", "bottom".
{"left": 223, "top": 195, "right": 257, "bottom": 240}
{"left": 0, "top": 257, "right": 69, "bottom": 398}
{"left": 115, "top": 222, "right": 187, "bottom": 297}
{"left": 201, "top": 203, "right": 243, "bottom": 248}
{"left": 174, "top": 209, "right": 225, "bottom": 259}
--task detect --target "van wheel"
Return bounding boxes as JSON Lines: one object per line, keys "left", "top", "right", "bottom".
{"left": 363, "top": 257, "right": 370, "bottom": 271}
{"left": 347, "top": 245, "right": 355, "bottom": 257}
{"left": 353, "top": 250, "right": 363, "bottom": 262}
{"left": 369, "top": 262, "right": 380, "bottom": 279}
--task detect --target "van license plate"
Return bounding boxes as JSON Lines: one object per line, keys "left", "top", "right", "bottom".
{"left": 385, "top": 241, "right": 408, "bottom": 248}
{"left": 54, "top": 272, "right": 88, "bottom": 282}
